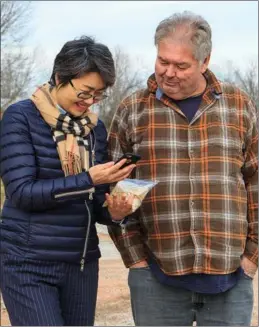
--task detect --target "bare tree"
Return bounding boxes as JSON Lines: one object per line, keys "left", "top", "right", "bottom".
{"left": 224, "top": 61, "right": 258, "bottom": 108}
{"left": 96, "top": 46, "right": 145, "bottom": 129}
{"left": 1, "top": 49, "right": 36, "bottom": 110}
{"left": 1, "top": 1, "right": 34, "bottom": 111}
{"left": 1, "top": 1, "right": 31, "bottom": 43}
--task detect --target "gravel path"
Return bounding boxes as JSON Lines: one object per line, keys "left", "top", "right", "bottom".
{"left": 1, "top": 234, "right": 258, "bottom": 326}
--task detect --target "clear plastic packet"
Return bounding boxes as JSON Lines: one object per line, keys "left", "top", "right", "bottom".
{"left": 103, "top": 178, "right": 158, "bottom": 213}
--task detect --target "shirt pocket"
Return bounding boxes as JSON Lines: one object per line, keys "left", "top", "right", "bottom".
{"left": 206, "top": 112, "right": 244, "bottom": 159}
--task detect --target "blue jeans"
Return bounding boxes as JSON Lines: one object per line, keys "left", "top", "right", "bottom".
{"left": 0, "top": 254, "right": 99, "bottom": 326}
{"left": 128, "top": 266, "right": 254, "bottom": 326}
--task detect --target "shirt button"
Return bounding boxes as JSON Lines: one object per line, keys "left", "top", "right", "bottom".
{"left": 189, "top": 149, "right": 195, "bottom": 158}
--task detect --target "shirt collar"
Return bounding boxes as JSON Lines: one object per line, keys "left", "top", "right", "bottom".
{"left": 57, "top": 104, "right": 66, "bottom": 115}
{"left": 156, "top": 88, "right": 163, "bottom": 100}
{"left": 148, "top": 69, "right": 223, "bottom": 97}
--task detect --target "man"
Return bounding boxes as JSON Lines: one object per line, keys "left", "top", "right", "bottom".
{"left": 108, "top": 11, "right": 258, "bottom": 327}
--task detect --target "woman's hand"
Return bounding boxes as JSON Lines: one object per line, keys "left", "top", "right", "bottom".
{"left": 89, "top": 159, "right": 135, "bottom": 185}
{"left": 105, "top": 192, "right": 134, "bottom": 220}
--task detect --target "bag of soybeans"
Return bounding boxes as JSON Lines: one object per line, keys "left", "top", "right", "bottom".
{"left": 103, "top": 178, "right": 158, "bottom": 212}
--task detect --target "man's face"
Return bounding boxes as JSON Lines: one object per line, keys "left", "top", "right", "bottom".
{"left": 155, "top": 38, "right": 209, "bottom": 100}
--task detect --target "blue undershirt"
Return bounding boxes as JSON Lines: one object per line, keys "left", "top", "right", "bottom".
{"left": 57, "top": 104, "right": 66, "bottom": 115}
{"left": 150, "top": 88, "right": 242, "bottom": 294}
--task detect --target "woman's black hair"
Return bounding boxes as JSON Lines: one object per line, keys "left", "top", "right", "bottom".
{"left": 49, "top": 36, "right": 115, "bottom": 88}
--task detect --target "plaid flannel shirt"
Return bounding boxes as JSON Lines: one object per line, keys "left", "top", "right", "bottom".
{"left": 108, "top": 69, "right": 258, "bottom": 275}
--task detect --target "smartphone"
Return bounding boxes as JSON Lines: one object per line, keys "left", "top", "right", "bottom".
{"left": 115, "top": 153, "right": 141, "bottom": 169}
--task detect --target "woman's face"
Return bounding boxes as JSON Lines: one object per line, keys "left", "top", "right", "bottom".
{"left": 55, "top": 72, "right": 106, "bottom": 117}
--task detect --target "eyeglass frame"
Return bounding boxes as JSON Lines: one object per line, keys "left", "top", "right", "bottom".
{"left": 69, "top": 80, "right": 108, "bottom": 101}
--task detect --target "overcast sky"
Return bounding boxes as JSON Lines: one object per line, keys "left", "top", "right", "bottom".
{"left": 25, "top": 0, "right": 258, "bottom": 82}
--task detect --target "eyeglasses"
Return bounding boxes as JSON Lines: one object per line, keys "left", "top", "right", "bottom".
{"left": 69, "top": 80, "right": 108, "bottom": 101}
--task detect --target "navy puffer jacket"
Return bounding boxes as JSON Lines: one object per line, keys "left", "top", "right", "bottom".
{"left": 0, "top": 99, "right": 112, "bottom": 267}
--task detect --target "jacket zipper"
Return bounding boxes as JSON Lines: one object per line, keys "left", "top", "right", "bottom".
{"left": 121, "top": 225, "right": 126, "bottom": 234}
{"left": 88, "top": 131, "right": 96, "bottom": 201}
{"left": 80, "top": 200, "right": 92, "bottom": 272}
{"left": 54, "top": 188, "right": 95, "bottom": 199}
{"left": 80, "top": 130, "right": 96, "bottom": 271}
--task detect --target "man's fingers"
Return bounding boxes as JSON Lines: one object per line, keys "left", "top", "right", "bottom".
{"left": 112, "top": 194, "right": 118, "bottom": 206}
{"left": 127, "top": 194, "right": 134, "bottom": 205}
{"left": 121, "top": 193, "right": 127, "bottom": 202}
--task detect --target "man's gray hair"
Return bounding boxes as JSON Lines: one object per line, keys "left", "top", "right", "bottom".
{"left": 154, "top": 11, "right": 212, "bottom": 63}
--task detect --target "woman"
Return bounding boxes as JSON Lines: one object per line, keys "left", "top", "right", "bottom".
{"left": 0, "top": 36, "right": 135, "bottom": 326}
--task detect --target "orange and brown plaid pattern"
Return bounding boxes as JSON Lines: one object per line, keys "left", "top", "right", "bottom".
{"left": 108, "top": 69, "right": 258, "bottom": 275}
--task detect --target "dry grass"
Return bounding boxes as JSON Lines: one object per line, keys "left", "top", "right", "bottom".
{"left": 1, "top": 238, "right": 258, "bottom": 326}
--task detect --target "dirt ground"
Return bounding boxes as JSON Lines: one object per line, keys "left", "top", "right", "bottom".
{"left": 1, "top": 233, "right": 258, "bottom": 326}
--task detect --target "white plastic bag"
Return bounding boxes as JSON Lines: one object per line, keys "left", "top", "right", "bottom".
{"left": 103, "top": 178, "right": 158, "bottom": 212}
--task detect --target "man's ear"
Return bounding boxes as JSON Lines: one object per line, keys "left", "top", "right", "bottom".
{"left": 201, "top": 54, "right": 211, "bottom": 73}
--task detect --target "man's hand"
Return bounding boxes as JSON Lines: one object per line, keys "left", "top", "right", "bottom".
{"left": 89, "top": 159, "right": 135, "bottom": 185}
{"left": 129, "top": 260, "right": 148, "bottom": 268}
{"left": 241, "top": 256, "right": 258, "bottom": 278}
{"left": 106, "top": 192, "right": 134, "bottom": 221}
